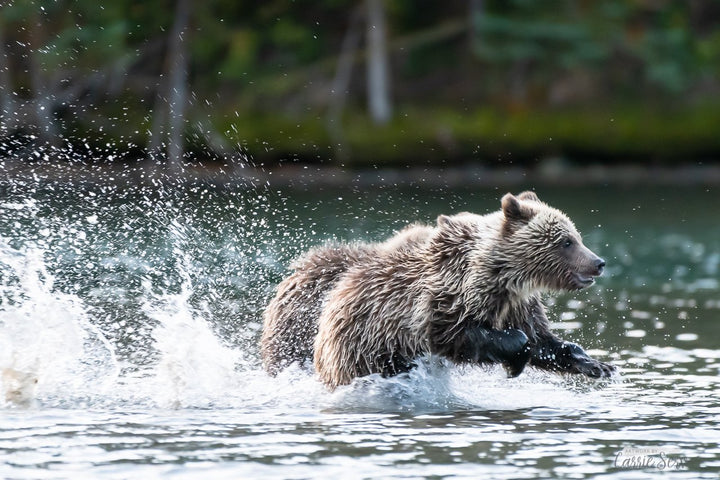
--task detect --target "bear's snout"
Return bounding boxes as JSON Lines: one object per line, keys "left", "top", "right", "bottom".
{"left": 568, "top": 249, "right": 606, "bottom": 290}
{"left": 594, "top": 258, "right": 606, "bottom": 276}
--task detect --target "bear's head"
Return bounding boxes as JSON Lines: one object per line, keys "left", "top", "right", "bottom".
{"left": 498, "top": 191, "right": 605, "bottom": 293}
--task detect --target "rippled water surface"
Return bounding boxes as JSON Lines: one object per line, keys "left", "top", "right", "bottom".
{"left": 1, "top": 176, "right": 719, "bottom": 479}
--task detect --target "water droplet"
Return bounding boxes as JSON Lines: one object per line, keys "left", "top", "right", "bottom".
{"left": 676, "top": 333, "right": 698, "bottom": 342}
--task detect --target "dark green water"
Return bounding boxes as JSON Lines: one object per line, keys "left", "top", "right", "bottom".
{"left": 0, "top": 179, "right": 718, "bottom": 479}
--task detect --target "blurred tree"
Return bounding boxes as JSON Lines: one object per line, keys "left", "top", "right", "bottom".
{"left": 28, "top": 7, "right": 58, "bottom": 146}
{"left": 150, "top": 0, "right": 192, "bottom": 173}
{"left": 366, "top": 0, "right": 391, "bottom": 124}
{"left": 0, "top": 0, "right": 142, "bottom": 148}
{"left": 327, "top": 5, "right": 364, "bottom": 160}
{"left": 0, "top": 17, "right": 14, "bottom": 134}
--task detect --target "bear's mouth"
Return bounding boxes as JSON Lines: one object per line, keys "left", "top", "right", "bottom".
{"left": 572, "top": 273, "right": 596, "bottom": 288}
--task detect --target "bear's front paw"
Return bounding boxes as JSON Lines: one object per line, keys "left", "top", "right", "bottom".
{"left": 499, "top": 329, "right": 531, "bottom": 378}
{"left": 573, "top": 358, "right": 616, "bottom": 378}
{"left": 563, "top": 342, "right": 616, "bottom": 378}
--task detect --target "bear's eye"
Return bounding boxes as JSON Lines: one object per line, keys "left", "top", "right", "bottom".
{"left": 562, "top": 238, "right": 574, "bottom": 248}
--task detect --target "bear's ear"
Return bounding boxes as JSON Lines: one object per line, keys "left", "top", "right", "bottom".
{"left": 436, "top": 213, "right": 475, "bottom": 234}
{"left": 437, "top": 214, "right": 452, "bottom": 227}
{"left": 517, "top": 191, "right": 540, "bottom": 202}
{"left": 501, "top": 193, "right": 535, "bottom": 223}
{"left": 437, "top": 212, "right": 474, "bottom": 227}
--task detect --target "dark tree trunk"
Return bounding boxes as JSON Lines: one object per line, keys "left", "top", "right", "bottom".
{"left": 166, "top": 0, "right": 191, "bottom": 174}
{"left": 366, "top": 0, "right": 391, "bottom": 125}
{"left": 469, "top": 0, "right": 484, "bottom": 47}
{"left": 150, "top": 0, "right": 191, "bottom": 172}
{"left": 28, "top": 12, "right": 59, "bottom": 146}
{"left": 0, "top": 20, "right": 14, "bottom": 134}
{"left": 327, "top": 6, "right": 364, "bottom": 161}
{"left": 149, "top": 86, "right": 167, "bottom": 157}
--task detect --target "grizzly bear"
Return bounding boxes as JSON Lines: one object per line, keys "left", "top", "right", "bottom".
{"left": 261, "top": 191, "right": 615, "bottom": 389}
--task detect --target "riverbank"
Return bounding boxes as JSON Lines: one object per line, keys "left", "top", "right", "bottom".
{"left": 2, "top": 155, "right": 720, "bottom": 189}
{"left": 217, "top": 105, "right": 720, "bottom": 167}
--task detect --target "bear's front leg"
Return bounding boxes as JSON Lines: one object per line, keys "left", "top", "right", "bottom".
{"left": 530, "top": 336, "right": 615, "bottom": 378}
{"left": 451, "top": 326, "right": 531, "bottom": 378}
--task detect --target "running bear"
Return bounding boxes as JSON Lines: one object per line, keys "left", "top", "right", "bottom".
{"left": 261, "top": 191, "right": 615, "bottom": 389}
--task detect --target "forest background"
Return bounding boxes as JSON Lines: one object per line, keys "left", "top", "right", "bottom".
{"left": 1, "top": 0, "right": 720, "bottom": 173}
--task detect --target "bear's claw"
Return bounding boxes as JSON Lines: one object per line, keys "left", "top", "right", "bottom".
{"left": 574, "top": 359, "right": 616, "bottom": 378}
{"left": 529, "top": 340, "right": 616, "bottom": 378}
{"left": 563, "top": 342, "right": 616, "bottom": 378}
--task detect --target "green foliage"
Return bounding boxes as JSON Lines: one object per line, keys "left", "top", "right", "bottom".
{"left": 270, "top": 18, "right": 320, "bottom": 64}
{"left": 215, "top": 103, "right": 720, "bottom": 165}
{"left": 471, "top": 1, "right": 704, "bottom": 94}
{"left": 2, "top": 0, "right": 720, "bottom": 164}
{"left": 219, "top": 29, "right": 259, "bottom": 79}
{"left": 638, "top": 28, "right": 696, "bottom": 92}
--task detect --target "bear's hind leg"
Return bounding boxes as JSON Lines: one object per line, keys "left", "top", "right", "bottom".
{"left": 377, "top": 352, "right": 417, "bottom": 378}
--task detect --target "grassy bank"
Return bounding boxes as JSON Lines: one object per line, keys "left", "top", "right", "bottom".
{"left": 7, "top": 102, "right": 720, "bottom": 168}
{"left": 217, "top": 103, "right": 720, "bottom": 166}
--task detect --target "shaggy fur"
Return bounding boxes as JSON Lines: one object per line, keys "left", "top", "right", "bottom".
{"left": 260, "top": 223, "right": 432, "bottom": 375}
{"left": 261, "top": 191, "right": 615, "bottom": 388}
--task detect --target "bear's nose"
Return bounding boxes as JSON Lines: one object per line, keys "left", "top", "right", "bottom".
{"left": 595, "top": 258, "right": 606, "bottom": 275}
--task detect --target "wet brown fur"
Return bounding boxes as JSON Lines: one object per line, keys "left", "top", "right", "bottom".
{"left": 260, "top": 223, "right": 432, "bottom": 375}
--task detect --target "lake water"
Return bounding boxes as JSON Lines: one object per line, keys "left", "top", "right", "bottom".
{"left": 0, "top": 173, "right": 718, "bottom": 479}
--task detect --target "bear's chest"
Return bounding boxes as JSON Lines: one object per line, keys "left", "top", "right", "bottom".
{"left": 491, "top": 298, "right": 534, "bottom": 330}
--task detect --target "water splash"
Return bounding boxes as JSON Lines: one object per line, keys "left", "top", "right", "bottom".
{"left": 142, "top": 271, "right": 244, "bottom": 409}
{"left": 2, "top": 182, "right": 713, "bottom": 416}
{"left": 0, "top": 186, "right": 626, "bottom": 414}
{"left": 0, "top": 241, "right": 118, "bottom": 408}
